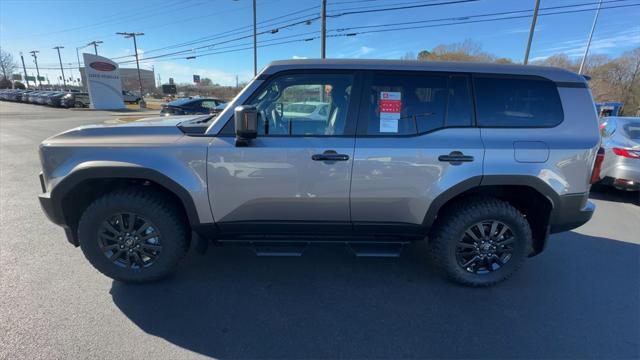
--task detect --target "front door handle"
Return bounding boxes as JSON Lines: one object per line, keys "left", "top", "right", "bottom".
{"left": 438, "top": 151, "right": 474, "bottom": 165}
{"left": 312, "top": 150, "right": 350, "bottom": 162}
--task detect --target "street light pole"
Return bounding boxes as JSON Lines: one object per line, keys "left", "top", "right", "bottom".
{"left": 523, "top": 0, "right": 540, "bottom": 65}
{"left": 252, "top": 0, "right": 257, "bottom": 76}
{"left": 20, "top": 52, "right": 30, "bottom": 88}
{"left": 53, "top": 46, "right": 67, "bottom": 88}
{"left": 29, "top": 50, "right": 42, "bottom": 88}
{"left": 116, "top": 32, "right": 146, "bottom": 108}
{"left": 579, "top": 0, "right": 603, "bottom": 74}
{"left": 321, "top": 0, "right": 327, "bottom": 59}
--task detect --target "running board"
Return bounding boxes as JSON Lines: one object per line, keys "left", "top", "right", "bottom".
{"left": 347, "top": 242, "right": 405, "bottom": 258}
{"left": 252, "top": 244, "right": 307, "bottom": 257}
{"left": 217, "top": 240, "right": 408, "bottom": 258}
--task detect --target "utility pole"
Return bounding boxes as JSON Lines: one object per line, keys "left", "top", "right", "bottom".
{"left": 75, "top": 46, "right": 84, "bottom": 88}
{"left": 116, "top": 32, "right": 146, "bottom": 108}
{"left": 236, "top": 74, "right": 239, "bottom": 88}
{"left": 523, "top": 0, "right": 540, "bottom": 65}
{"left": 29, "top": 50, "right": 42, "bottom": 88}
{"left": 321, "top": 0, "right": 327, "bottom": 59}
{"left": 20, "top": 52, "right": 30, "bottom": 88}
{"left": 579, "top": 0, "right": 603, "bottom": 74}
{"left": 53, "top": 46, "right": 67, "bottom": 87}
{"left": 87, "top": 40, "right": 103, "bottom": 55}
{"left": 252, "top": 0, "right": 257, "bottom": 76}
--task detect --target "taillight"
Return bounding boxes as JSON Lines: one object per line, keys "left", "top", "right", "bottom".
{"left": 591, "top": 147, "right": 605, "bottom": 184}
{"left": 612, "top": 147, "right": 640, "bottom": 159}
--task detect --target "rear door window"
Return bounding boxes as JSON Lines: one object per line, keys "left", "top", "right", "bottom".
{"left": 473, "top": 76, "right": 564, "bottom": 127}
{"left": 361, "top": 72, "right": 473, "bottom": 135}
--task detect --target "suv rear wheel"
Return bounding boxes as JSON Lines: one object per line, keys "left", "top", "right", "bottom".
{"left": 77, "top": 189, "right": 189, "bottom": 282}
{"left": 430, "top": 197, "right": 532, "bottom": 287}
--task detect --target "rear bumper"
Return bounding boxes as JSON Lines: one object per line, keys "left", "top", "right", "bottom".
{"left": 549, "top": 192, "right": 595, "bottom": 233}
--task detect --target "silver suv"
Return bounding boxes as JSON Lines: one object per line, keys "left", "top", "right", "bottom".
{"left": 38, "top": 59, "right": 600, "bottom": 286}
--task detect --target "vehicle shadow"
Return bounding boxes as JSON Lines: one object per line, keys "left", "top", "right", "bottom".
{"left": 590, "top": 185, "right": 639, "bottom": 205}
{"left": 110, "top": 232, "right": 640, "bottom": 359}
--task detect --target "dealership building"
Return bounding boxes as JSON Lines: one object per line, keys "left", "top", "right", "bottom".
{"left": 79, "top": 67, "right": 155, "bottom": 93}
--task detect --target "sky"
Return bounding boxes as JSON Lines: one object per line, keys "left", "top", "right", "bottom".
{"left": 0, "top": 0, "right": 639, "bottom": 86}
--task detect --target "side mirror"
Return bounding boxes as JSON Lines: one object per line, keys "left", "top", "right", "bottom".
{"left": 234, "top": 105, "right": 258, "bottom": 146}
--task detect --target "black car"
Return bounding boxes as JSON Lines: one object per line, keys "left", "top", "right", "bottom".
{"left": 60, "top": 92, "right": 90, "bottom": 108}
{"left": 46, "top": 92, "right": 69, "bottom": 107}
{"left": 160, "top": 97, "right": 223, "bottom": 115}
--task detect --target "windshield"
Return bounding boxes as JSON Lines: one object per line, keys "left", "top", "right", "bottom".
{"left": 284, "top": 103, "right": 317, "bottom": 114}
{"left": 168, "top": 98, "right": 197, "bottom": 106}
{"left": 621, "top": 118, "right": 640, "bottom": 140}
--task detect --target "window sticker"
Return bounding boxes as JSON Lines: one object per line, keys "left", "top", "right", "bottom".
{"left": 379, "top": 91, "right": 401, "bottom": 133}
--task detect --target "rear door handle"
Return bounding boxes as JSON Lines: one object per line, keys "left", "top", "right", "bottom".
{"left": 438, "top": 151, "right": 474, "bottom": 165}
{"left": 312, "top": 150, "right": 350, "bottom": 162}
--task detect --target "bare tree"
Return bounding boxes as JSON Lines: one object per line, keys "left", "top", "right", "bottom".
{"left": 0, "top": 48, "right": 17, "bottom": 80}
{"left": 417, "top": 39, "right": 496, "bottom": 62}
{"left": 400, "top": 51, "right": 416, "bottom": 60}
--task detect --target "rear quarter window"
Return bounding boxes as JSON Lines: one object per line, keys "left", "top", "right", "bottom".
{"left": 474, "top": 76, "right": 564, "bottom": 127}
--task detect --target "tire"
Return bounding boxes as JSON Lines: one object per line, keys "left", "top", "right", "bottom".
{"left": 430, "top": 196, "right": 532, "bottom": 287}
{"left": 77, "top": 189, "right": 189, "bottom": 282}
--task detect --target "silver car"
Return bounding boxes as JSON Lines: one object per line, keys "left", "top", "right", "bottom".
{"left": 38, "top": 59, "right": 600, "bottom": 286}
{"left": 598, "top": 116, "right": 640, "bottom": 191}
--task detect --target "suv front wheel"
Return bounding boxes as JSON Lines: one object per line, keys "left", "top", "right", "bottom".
{"left": 430, "top": 197, "right": 532, "bottom": 287}
{"left": 77, "top": 189, "right": 189, "bottom": 282}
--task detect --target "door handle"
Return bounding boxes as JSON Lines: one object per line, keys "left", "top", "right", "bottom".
{"left": 312, "top": 150, "right": 350, "bottom": 162}
{"left": 438, "top": 151, "right": 474, "bottom": 165}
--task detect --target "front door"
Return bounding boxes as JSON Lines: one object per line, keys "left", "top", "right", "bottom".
{"left": 208, "top": 71, "right": 361, "bottom": 232}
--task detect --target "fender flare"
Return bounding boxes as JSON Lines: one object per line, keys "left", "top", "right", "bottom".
{"left": 422, "top": 175, "right": 560, "bottom": 228}
{"left": 49, "top": 164, "right": 201, "bottom": 227}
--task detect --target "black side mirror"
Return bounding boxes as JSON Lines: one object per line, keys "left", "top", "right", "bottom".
{"left": 234, "top": 105, "right": 258, "bottom": 146}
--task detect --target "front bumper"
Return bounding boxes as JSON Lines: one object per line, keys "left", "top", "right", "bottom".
{"left": 549, "top": 192, "right": 595, "bottom": 233}
{"left": 38, "top": 173, "right": 78, "bottom": 246}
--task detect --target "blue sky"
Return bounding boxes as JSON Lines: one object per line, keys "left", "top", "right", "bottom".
{"left": 1, "top": 0, "right": 639, "bottom": 86}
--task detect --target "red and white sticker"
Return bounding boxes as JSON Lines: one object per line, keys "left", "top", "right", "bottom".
{"left": 379, "top": 91, "right": 401, "bottom": 133}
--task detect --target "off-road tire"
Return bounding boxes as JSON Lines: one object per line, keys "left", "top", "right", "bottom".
{"left": 78, "top": 189, "right": 189, "bottom": 282}
{"left": 430, "top": 196, "right": 532, "bottom": 287}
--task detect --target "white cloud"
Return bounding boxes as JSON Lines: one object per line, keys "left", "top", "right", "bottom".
{"left": 533, "top": 27, "right": 640, "bottom": 60}
{"left": 154, "top": 61, "right": 251, "bottom": 86}
{"left": 356, "top": 46, "right": 374, "bottom": 57}
{"left": 292, "top": 55, "right": 308, "bottom": 59}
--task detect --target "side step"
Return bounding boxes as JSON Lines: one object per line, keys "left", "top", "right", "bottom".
{"left": 347, "top": 242, "right": 405, "bottom": 258}
{"left": 219, "top": 240, "right": 408, "bottom": 258}
{"left": 252, "top": 243, "right": 307, "bottom": 257}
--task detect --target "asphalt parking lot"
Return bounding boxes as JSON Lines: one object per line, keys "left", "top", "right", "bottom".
{"left": 1, "top": 101, "right": 639, "bottom": 359}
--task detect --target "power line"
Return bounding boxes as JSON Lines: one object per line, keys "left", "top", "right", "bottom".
{"left": 111, "top": 4, "right": 321, "bottom": 59}
{"left": 25, "top": 0, "right": 638, "bottom": 70}
{"left": 123, "top": 1, "right": 640, "bottom": 65}
{"left": 332, "top": 1, "right": 640, "bottom": 36}
{"left": 332, "top": 0, "right": 631, "bottom": 32}
{"left": 111, "top": 0, "right": 480, "bottom": 63}
{"left": 327, "top": 0, "right": 480, "bottom": 17}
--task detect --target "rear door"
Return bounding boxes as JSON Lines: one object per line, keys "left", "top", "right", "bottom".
{"left": 207, "top": 71, "right": 362, "bottom": 232}
{"left": 350, "top": 71, "right": 484, "bottom": 231}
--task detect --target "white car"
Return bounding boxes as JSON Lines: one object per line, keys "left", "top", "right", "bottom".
{"left": 122, "top": 90, "right": 141, "bottom": 104}
{"left": 283, "top": 101, "right": 330, "bottom": 121}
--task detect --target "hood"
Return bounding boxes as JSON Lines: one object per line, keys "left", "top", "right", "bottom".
{"left": 41, "top": 115, "right": 211, "bottom": 146}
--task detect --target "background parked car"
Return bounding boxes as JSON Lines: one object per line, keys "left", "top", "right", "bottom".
{"left": 598, "top": 116, "right": 640, "bottom": 191}
{"left": 160, "top": 97, "right": 224, "bottom": 115}
{"left": 122, "top": 90, "right": 141, "bottom": 104}
{"left": 59, "top": 92, "right": 90, "bottom": 108}
{"left": 46, "top": 92, "right": 68, "bottom": 107}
